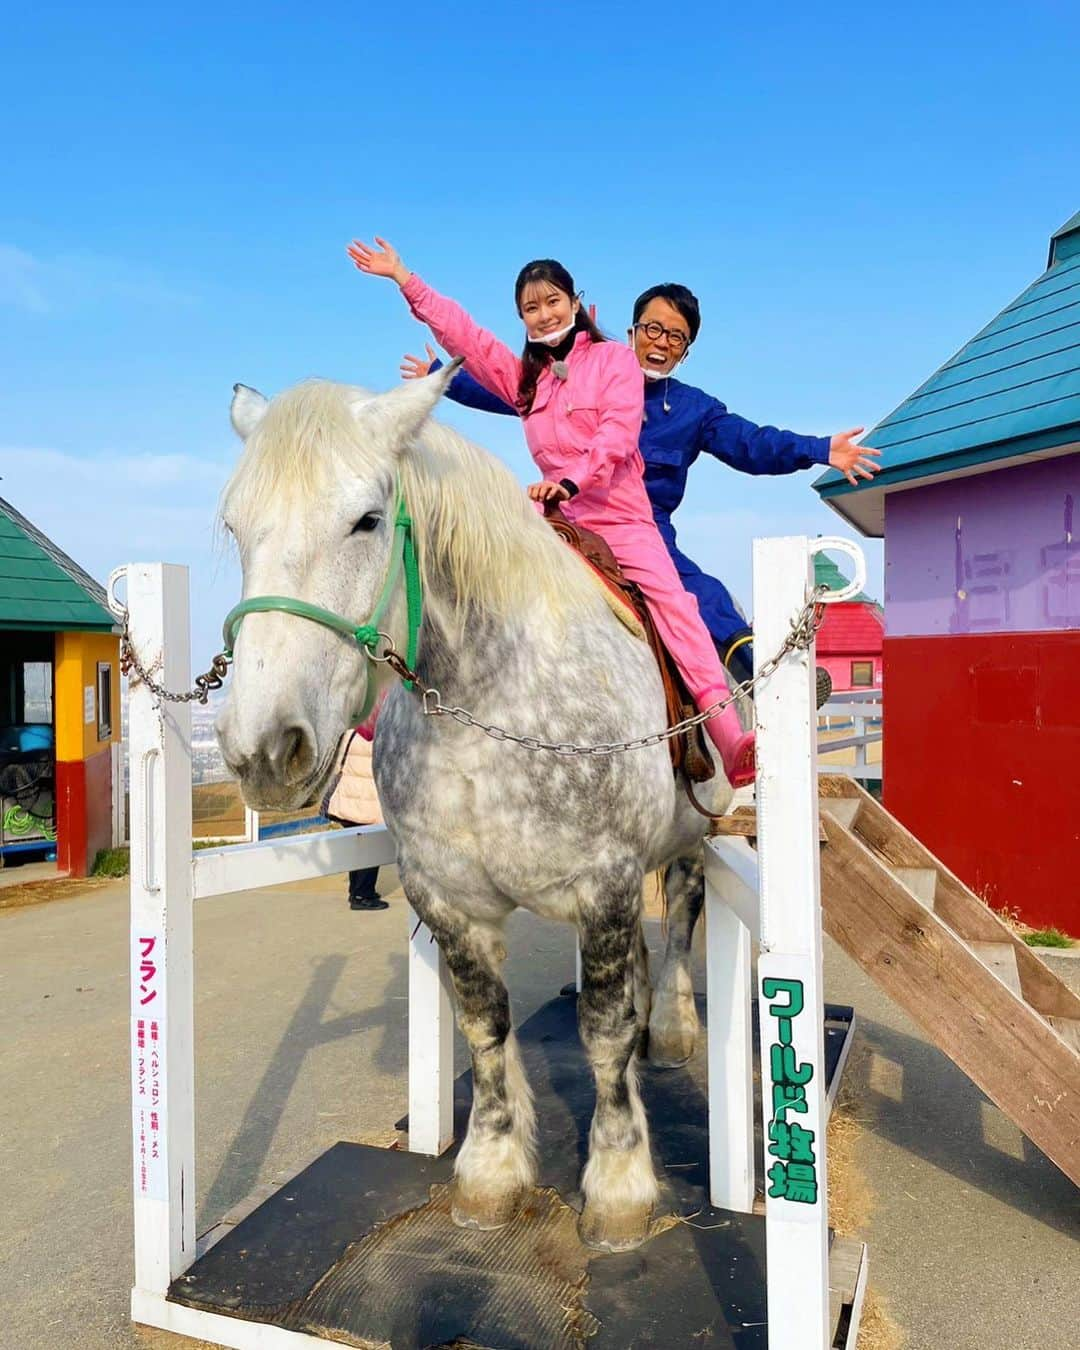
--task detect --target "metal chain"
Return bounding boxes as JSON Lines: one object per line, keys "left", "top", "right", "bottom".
{"left": 117, "top": 586, "right": 828, "bottom": 748}
{"left": 376, "top": 586, "right": 829, "bottom": 757}
{"left": 119, "top": 618, "right": 232, "bottom": 706}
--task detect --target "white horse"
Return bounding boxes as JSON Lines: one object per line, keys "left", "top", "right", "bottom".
{"left": 216, "top": 368, "right": 732, "bottom": 1251}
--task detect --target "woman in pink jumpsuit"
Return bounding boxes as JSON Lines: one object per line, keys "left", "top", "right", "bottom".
{"left": 347, "top": 238, "right": 755, "bottom": 787}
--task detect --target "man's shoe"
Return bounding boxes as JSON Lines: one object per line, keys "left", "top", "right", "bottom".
{"left": 349, "top": 896, "right": 389, "bottom": 911}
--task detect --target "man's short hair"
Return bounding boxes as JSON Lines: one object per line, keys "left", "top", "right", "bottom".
{"left": 632, "top": 283, "right": 701, "bottom": 344}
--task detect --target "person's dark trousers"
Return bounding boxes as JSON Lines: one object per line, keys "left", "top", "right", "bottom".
{"left": 348, "top": 866, "right": 387, "bottom": 911}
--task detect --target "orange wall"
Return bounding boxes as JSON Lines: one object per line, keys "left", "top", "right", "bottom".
{"left": 54, "top": 631, "right": 121, "bottom": 763}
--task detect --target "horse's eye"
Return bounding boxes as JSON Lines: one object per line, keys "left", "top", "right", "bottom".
{"left": 351, "top": 513, "right": 381, "bottom": 535}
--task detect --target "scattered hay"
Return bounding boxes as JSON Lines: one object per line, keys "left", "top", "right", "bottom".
{"left": 858, "top": 1285, "right": 905, "bottom": 1350}
{"left": 827, "top": 1036, "right": 906, "bottom": 1350}
{"left": 0, "top": 875, "right": 112, "bottom": 911}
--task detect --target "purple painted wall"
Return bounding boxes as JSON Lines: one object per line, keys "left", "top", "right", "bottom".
{"left": 884, "top": 451, "right": 1080, "bottom": 637}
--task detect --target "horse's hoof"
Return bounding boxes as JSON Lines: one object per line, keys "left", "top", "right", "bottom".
{"left": 578, "top": 1201, "right": 653, "bottom": 1253}
{"left": 647, "top": 1007, "right": 698, "bottom": 1067}
{"left": 450, "top": 1185, "right": 523, "bottom": 1231}
{"left": 647, "top": 1050, "right": 692, "bottom": 1070}
{"left": 647, "top": 1030, "right": 696, "bottom": 1068}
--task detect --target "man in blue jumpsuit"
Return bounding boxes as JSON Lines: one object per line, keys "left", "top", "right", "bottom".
{"left": 402, "top": 283, "right": 878, "bottom": 695}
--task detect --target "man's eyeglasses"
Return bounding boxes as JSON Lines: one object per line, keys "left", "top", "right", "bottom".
{"left": 633, "top": 321, "right": 691, "bottom": 353}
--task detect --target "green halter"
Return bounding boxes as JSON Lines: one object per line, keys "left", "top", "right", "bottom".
{"left": 221, "top": 480, "right": 422, "bottom": 723}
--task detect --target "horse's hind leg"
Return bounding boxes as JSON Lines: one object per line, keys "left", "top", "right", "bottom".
{"left": 577, "top": 860, "right": 660, "bottom": 1252}
{"left": 648, "top": 853, "right": 703, "bottom": 1067}
{"left": 402, "top": 873, "right": 535, "bottom": 1230}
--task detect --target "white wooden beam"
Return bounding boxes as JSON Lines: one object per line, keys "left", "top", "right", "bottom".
{"left": 754, "top": 536, "right": 831, "bottom": 1350}
{"left": 122, "top": 563, "right": 197, "bottom": 1296}
{"left": 407, "top": 907, "right": 455, "bottom": 1155}
{"left": 192, "top": 825, "right": 397, "bottom": 900}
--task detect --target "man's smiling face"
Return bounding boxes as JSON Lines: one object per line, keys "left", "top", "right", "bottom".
{"left": 631, "top": 297, "right": 692, "bottom": 376}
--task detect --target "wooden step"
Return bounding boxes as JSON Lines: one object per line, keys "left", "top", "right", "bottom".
{"left": 1049, "top": 1017, "right": 1080, "bottom": 1054}
{"left": 818, "top": 776, "right": 1080, "bottom": 1022}
{"left": 815, "top": 777, "right": 1080, "bottom": 1188}
{"left": 893, "top": 866, "right": 938, "bottom": 910}
{"left": 967, "top": 942, "right": 1023, "bottom": 999}
{"left": 821, "top": 797, "right": 862, "bottom": 830}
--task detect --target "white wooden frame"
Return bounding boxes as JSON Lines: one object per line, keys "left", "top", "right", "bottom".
{"left": 115, "top": 537, "right": 863, "bottom": 1350}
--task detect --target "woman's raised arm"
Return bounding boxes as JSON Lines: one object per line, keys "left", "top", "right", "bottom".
{"left": 348, "top": 236, "right": 521, "bottom": 408}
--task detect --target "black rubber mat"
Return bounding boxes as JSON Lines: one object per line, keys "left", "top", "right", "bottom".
{"left": 171, "top": 994, "right": 855, "bottom": 1348}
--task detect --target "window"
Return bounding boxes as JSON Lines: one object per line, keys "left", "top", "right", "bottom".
{"left": 850, "top": 661, "right": 874, "bottom": 688}
{"left": 22, "top": 662, "right": 53, "bottom": 723}
{"left": 97, "top": 663, "right": 113, "bottom": 741}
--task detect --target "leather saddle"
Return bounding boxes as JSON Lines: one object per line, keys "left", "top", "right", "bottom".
{"left": 545, "top": 508, "right": 715, "bottom": 783}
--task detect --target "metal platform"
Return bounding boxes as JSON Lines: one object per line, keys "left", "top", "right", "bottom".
{"left": 163, "top": 994, "right": 866, "bottom": 1349}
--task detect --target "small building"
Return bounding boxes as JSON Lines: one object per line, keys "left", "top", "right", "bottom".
{"left": 814, "top": 211, "right": 1080, "bottom": 932}
{"left": 0, "top": 495, "right": 121, "bottom": 876}
{"left": 813, "top": 553, "right": 884, "bottom": 692}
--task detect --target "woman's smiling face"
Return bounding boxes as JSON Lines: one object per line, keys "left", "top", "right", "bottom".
{"left": 518, "top": 280, "right": 578, "bottom": 340}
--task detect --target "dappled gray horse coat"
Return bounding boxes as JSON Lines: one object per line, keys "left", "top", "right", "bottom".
{"left": 216, "top": 367, "right": 731, "bottom": 1251}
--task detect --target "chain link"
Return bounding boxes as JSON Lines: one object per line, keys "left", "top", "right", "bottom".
{"left": 119, "top": 618, "right": 232, "bottom": 706}
{"left": 117, "top": 586, "right": 828, "bottom": 748}
{"left": 381, "top": 586, "right": 828, "bottom": 756}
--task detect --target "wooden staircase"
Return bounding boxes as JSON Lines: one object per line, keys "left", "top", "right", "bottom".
{"left": 816, "top": 774, "right": 1080, "bottom": 1185}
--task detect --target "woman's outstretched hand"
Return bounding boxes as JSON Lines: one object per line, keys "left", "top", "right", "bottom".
{"left": 528, "top": 480, "right": 571, "bottom": 505}
{"left": 828, "top": 428, "right": 881, "bottom": 486}
{"left": 347, "top": 236, "right": 411, "bottom": 286}
{"left": 400, "top": 344, "right": 437, "bottom": 380}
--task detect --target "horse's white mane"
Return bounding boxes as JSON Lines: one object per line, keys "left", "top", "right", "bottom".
{"left": 221, "top": 378, "right": 601, "bottom": 625}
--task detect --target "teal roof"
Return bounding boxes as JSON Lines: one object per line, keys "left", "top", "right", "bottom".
{"left": 0, "top": 496, "right": 117, "bottom": 632}
{"left": 815, "top": 211, "right": 1080, "bottom": 536}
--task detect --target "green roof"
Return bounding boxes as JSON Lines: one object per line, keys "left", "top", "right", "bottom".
{"left": 0, "top": 496, "right": 117, "bottom": 632}
{"left": 815, "top": 210, "right": 1080, "bottom": 535}
{"left": 813, "top": 551, "right": 873, "bottom": 605}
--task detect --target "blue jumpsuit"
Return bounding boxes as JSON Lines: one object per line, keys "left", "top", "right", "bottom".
{"left": 432, "top": 360, "right": 830, "bottom": 675}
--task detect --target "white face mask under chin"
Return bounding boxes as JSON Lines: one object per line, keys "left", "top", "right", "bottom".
{"left": 641, "top": 364, "right": 678, "bottom": 380}
{"left": 526, "top": 318, "right": 577, "bottom": 347}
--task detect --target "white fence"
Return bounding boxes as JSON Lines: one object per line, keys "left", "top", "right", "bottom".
{"left": 818, "top": 687, "right": 883, "bottom": 781}
{"left": 113, "top": 534, "right": 866, "bottom": 1350}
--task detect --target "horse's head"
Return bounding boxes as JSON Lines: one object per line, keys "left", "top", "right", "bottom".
{"left": 215, "top": 364, "right": 460, "bottom": 810}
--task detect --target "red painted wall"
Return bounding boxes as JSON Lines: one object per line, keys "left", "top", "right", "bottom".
{"left": 884, "top": 631, "right": 1080, "bottom": 932}
{"left": 55, "top": 749, "right": 112, "bottom": 877}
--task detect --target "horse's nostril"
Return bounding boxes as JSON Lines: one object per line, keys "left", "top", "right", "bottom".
{"left": 277, "top": 723, "right": 316, "bottom": 784}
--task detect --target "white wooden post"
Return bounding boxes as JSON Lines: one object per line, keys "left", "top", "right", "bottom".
{"left": 117, "top": 563, "right": 197, "bottom": 1298}
{"left": 407, "top": 907, "right": 455, "bottom": 1154}
{"left": 854, "top": 711, "right": 867, "bottom": 778}
{"left": 703, "top": 862, "right": 755, "bottom": 1212}
{"left": 753, "top": 537, "right": 830, "bottom": 1350}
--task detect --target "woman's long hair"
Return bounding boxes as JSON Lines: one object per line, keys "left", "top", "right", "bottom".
{"left": 514, "top": 259, "right": 605, "bottom": 414}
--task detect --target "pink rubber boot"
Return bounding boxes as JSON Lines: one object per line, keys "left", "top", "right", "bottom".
{"left": 699, "top": 684, "right": 756, "bottom": 789}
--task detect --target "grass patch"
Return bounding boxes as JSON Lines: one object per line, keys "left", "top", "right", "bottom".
{"left": 91, "top": 847, "right": 130, "bottom": 877}
{"left": 1023, "top": 927, "right": 1075, "bottom": 949}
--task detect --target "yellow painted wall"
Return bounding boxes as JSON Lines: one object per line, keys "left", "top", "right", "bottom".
{"left": 54, "top": 632, "right": 121, "bottom": 762}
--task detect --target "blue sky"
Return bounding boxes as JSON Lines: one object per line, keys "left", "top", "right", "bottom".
{"left": 3, "top": 2, "right": 1078, "bottom": 658}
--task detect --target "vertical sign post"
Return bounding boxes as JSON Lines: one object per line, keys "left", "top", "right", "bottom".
{"left": 119, "top": 563, "right": 196, "bottom": 1299}
{"left": 753, "top": 537, "right": 830, "bottom": 1350}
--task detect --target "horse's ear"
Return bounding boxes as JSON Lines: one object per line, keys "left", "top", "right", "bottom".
{"left": 231, "top": 384, "right": 270, "bottom": 440}
{"left": 352, "top": 357, "right": 466, "bottom": 450}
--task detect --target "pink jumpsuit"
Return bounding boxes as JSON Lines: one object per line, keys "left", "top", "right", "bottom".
{"left": 401, "top": 274, "right": 753, "bottom": 782}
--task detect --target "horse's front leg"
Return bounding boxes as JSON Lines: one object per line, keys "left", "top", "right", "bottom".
{"left": 577, "top": 860, "right": 660, "bottom": 1252}
{"left": 648, "top": 853, "right": 703, "bottom": 1067}
{"left": 403, "top": 871, "right": 536, "bottom": 1230}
